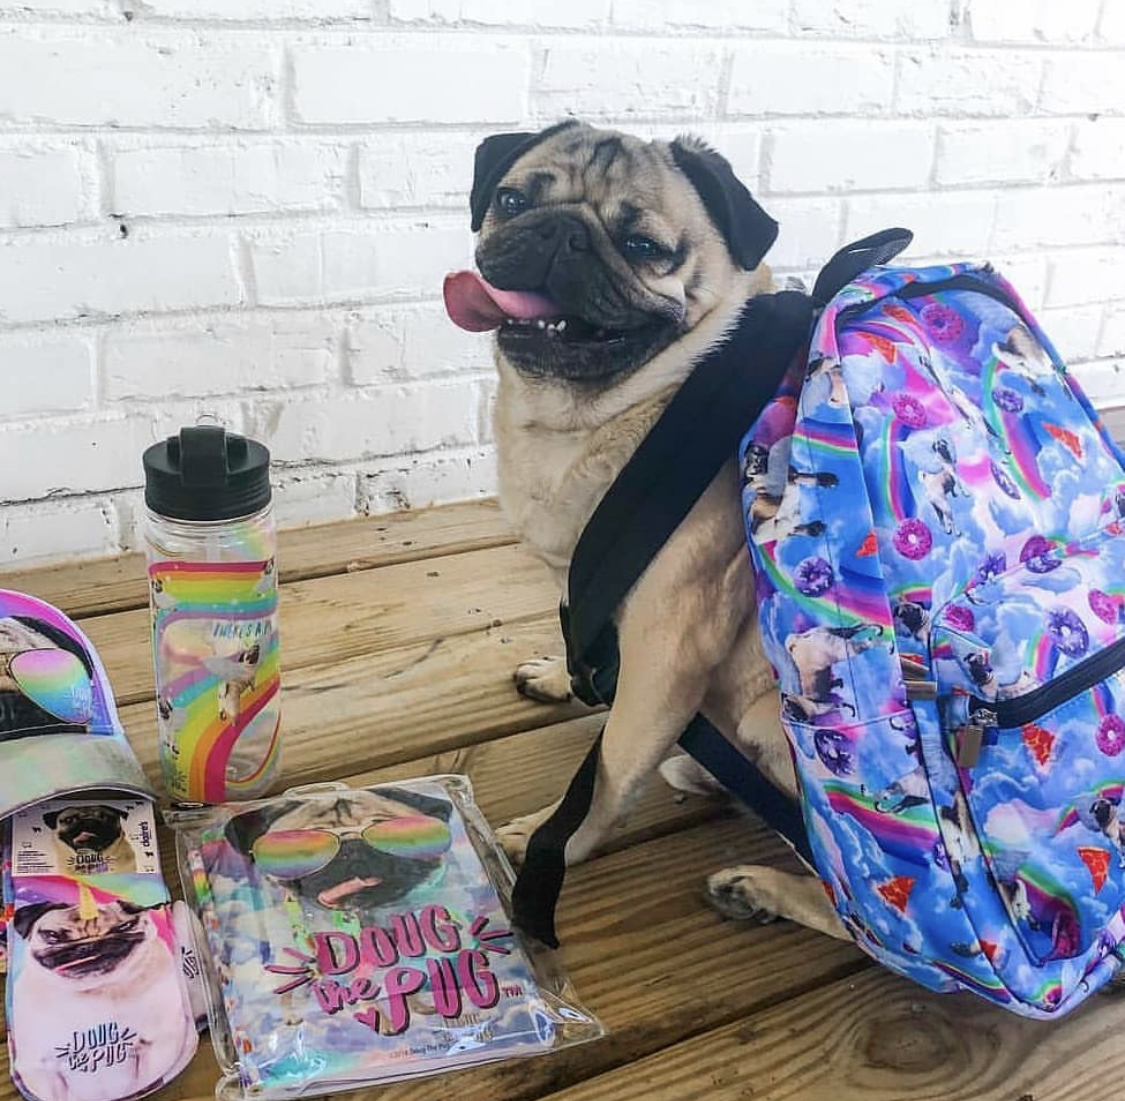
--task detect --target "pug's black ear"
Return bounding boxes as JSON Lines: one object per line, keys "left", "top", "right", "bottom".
{"left": 225, "top": 801, "right": 303, "bottom": 854}
{"left": 470, "top": 120, "right": 580, "bottom": 232}
{"left": 378, "top": 787, "right": 453, "bottom": 823}
{"left": 670, "top": 136, "right": 778, "bottom": 270}
{"left": 13, "top": 902, "right": 65, "bottom": 940}
{"left": 42, "top": 811, "right": 59, "bottom": 830}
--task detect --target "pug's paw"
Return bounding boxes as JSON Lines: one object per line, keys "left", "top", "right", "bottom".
{"left": 496, "top": 816, "right": 536, "bottom": 867}
{"left": 704, "top": 866, "right": 781, "bottom": 924}
{"left": 514, "top": 655, "right": 573, "bottom": 703}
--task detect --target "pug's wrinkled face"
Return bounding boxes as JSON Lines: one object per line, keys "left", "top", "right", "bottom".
{"left": 445, "top": 121, "right": 778, "bottom": 386}
{"left": 49, "top": 805, "right": 128, "bottom": 854}
{"left": 18, "top": 901, "right": 155, "bottom": 988}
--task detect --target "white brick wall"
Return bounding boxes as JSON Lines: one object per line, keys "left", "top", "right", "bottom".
{"left": 1, "top": 0, "right": 1124, "bottom": 565}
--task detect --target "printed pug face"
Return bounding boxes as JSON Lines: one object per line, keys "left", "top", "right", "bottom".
{"left": 227, "top": 789, "right": 454, "bottom": 915}
{"left": 46, "top": 805, "right": 129, "bottom": 856}
{"left": 15, "top": 900, "right": 157, "bottom": 990}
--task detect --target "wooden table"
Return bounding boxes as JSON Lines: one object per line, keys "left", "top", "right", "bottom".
{"left": 2, "top": 496, "right": 1123, "bottom": 1101}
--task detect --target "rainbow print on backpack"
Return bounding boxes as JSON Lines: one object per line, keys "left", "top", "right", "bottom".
{"left": 742, "top": 237, "right": 1125, "bottom": 1017}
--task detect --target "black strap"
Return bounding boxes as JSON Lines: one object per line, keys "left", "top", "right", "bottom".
{"left": 812, "top": 228, "right": 913, "bottom": 306}
{"left": 510, "top": 730, "right": 602, "bottom": 949}
{"left": 566, "top": 289, "right": 816, "bottom": 687}
{"left": 678, "top": 715, "right": 814, "bottom": 865}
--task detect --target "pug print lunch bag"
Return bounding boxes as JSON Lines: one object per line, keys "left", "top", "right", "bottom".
{"left": 742, "top": 251, "right": 1125, "bottom": 1017}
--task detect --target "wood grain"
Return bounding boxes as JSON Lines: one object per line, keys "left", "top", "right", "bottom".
{"left": 0, "top": 500, "right": 514, "bottom": 621}
{"left": 18, "top": 820, "right": 863, "bottom": 1101}
{"left": 83, "top": 541, "right": 558, "bottom": 705}
{"left": 119, "top": 614, "right": 587, "bottom": 791}
{"left": 536, "top": 965, "right": 1125, "bottom": 1101}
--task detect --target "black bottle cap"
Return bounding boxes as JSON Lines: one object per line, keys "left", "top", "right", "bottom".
{"left": 143, "top": 426, "right": 272, "bottom": 522}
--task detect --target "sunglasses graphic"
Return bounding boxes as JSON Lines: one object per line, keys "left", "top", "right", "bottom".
{"left": 251, "top": 816, "right": 453, "bottom": 880}
{"left": 0, "top": 649, "right": 93, "bottom": 727}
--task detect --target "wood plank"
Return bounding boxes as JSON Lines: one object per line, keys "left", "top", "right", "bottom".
{"left": 42, "top": 820, "right": 864, "bottom": 1101}
{"left": 536, "top": 964, "right": 1125, "bottom": 1101}
{"left": 0, "top": 500, "right": 515, "bottom": 620}
{"left": 1104, "top": 403, "right": 1125, "bottom": 441}
{"left": 119, "top": 615, "right": 587, "bottom": 792}
{"left": 83, "top": 542, "right": 559, "bottom": 706}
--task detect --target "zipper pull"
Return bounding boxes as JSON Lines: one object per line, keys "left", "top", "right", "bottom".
{"left": 904, "top": 679, "right": 938, "bottom": 700}
{"left": 958, "top": 709, "right": 997, "bottom": 769}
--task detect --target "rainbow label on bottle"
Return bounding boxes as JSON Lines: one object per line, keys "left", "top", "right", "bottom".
{"left": 149, "top": 558, "right": 281, "bottom": 802}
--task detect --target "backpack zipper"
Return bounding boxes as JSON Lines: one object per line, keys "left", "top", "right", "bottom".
{"left": 969, "top": 635, "right": 1125, "bottom": 730}
{"left": 833, "top": 271, "right": 1022, "bottom": 330}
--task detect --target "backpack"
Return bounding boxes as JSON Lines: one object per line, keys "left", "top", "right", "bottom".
{"left": 509, "top": 229, "right": 1125, "bottom": 1021}
{"left": 743, "top": 253, "right": 1125, "bottom": 1017}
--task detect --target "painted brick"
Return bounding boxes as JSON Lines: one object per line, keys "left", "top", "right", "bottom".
{"left": 1041, "top": 53, "right": 1125, "bottom": 116}
{"left": 0, "top": 498, "right": 118, "bottom": 567}
{"left": 767, "top": 123, "right": 934, "bottom": 194}
{"left": 1101, "top": 3, "right": 1125, "bottom": 45}
{"left": 0, "top": 231, "right": 241, "bottom": 325}
{"left": 248, "top": 222, "right": 471, "bottom": 307}
{"left": 139, "top": 0, "right": 370, "bottom": 18}
{"left": 271, "top": 470, "right": 359, "bottom": 528}
{"left": 968, "top": 0, "right": 1101, "bottom": 43}
{"left": 991, "top": 186, "right": 1125, "bottom": 251}
{"left": 846, "top": 191, "right": 997, "bottom": 256}
{"left": 1045, "top": 248, "right": 1125, "bottom": 307}
{"left": 993, "top": 253, "right": 1050, "bottom": 311}
{"left": 1071, "top": 358, "right": 1125, "bottom": 407}
{"left": 252, "top": 380, "right": 481, "bottom": 464}
{"left": 1070, "top": 119, "right": 1125, "bottom": 182}
{"left": 535, "top": 41, "right": 725, "bottom": 120}
{"left": 359, "top": 446, "right": 497, "bottom": 513}
{"left": 0, "top": 146, "right": 90, "bottom": 229}
{"left": 11, "top": 0, "right": 114, "bottom": 12}
{"left": 0, "top": 417, "right": 152, "bottom": 502}
{"left": 764, "top": 197, "right": 843, "bottom": 269}
{"left": 612, "top": 0, "right": 788, "bottom": 32}
{"left": 1038, "top": 304, "right": 1105, "bottom": 362}
{"left": 728, "top": 44, "right": 896, "bottom": 118}
{"left": 1098, "top": 306, "right": 1125, "bottom": 357}
{"left": 104, "top": 313, "right": 338, "bottom": 399}
{"left": 347, "top": 303, "right": 488, "bottom": 384}
{"left": 291, "top": 39, "right": 528, "bottom": 125}
{"left": 391, "top": 0, "right": 609, "bottom": 27}
{"left": 0, "top": 31, "right": 276, "bottom": 129}
{"left": 357, "top": 132, "right": 480, "bottom": 211}
{"left": 0, "top": 335, "right": 93, "bottom": 419}
{"left": 935, "top": 120, "right": 1071, "bottom": 186}
{"left": 897, "top": 49, "right": 1041, "bottom": 118}
{"left": 110, "top": 142, "right": 347, "bottom": 218}
{"left": 792, "top": 0, "right": 950, "bottom": 39}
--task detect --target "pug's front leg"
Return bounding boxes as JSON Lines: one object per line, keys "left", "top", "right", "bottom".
{"left": 705, "top": 865, "right": 848, "bottom": 940}
{"left": 499, "top": 631, "right": 707, "bottom": 867}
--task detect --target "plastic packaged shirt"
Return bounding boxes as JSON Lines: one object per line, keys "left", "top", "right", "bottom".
{"left": 166, "top": 776, "right": 604, "bottom": 1099}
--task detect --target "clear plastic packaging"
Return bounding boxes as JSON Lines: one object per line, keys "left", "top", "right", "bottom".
{"left": 165, "top": 776, "right": 604, "bottom": 1100}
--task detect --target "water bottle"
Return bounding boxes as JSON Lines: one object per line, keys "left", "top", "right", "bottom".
{"left": 142, "top": 425, "right": 282, "bottom": 803}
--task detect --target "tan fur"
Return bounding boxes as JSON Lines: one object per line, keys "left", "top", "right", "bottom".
{"left": 482, "top": 123, "right": 843, "bottom": 939}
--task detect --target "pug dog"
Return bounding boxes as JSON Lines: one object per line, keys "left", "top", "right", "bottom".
{"left": 225, "top": 787, "right": 454, "bottom": 916}
{"left": 444, "top": 119, "right": 847, "bottom": 942}
{"left": 44, "top": 804, "right": 137, "bottom": 876}
{"left": 11, "top": 900, "right": 195, "bottom": 1101}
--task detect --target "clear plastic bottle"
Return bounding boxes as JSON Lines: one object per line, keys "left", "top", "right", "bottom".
{"left": 142, "top": 426, "right": 282, "bottom": 803}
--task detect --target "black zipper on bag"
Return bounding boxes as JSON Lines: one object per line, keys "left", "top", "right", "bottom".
{"left": 971, "top": 635, "right": 1125, "bottom": 729}
{"left": 834, "top": 272, "right": 1023, "bottom": 330}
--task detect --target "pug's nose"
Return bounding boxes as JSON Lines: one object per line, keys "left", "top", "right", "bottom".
{"left": 540, "top": 216, "right": 589, "bottom": 254}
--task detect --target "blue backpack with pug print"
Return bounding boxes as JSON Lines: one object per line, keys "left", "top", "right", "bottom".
{"left": 741, "top": 237, "right": 1125, "bottom": 1017}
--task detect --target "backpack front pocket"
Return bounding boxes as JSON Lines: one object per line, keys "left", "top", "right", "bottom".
{"left": 932, "top": 523, "right": 1125, "bottom": 965}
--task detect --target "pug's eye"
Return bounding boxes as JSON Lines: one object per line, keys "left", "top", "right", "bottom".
{"left": 495, "top": 188, "right": 528, "bottom": 217}
{"left": 40, "top": 929, "right": 67, "bottom": 944}
{"left": 112, "top": 918, "right": 139, "bottom": 934}
{"left": 622, "top": 234, "right": 666, "bottom": 261}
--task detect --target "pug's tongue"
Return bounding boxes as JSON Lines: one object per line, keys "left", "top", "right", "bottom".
{"left": 317, "top": 876, "right": 382, "bottom": 908}
{"left": 444, "top": 271, "right": 558, "bottom": 333}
